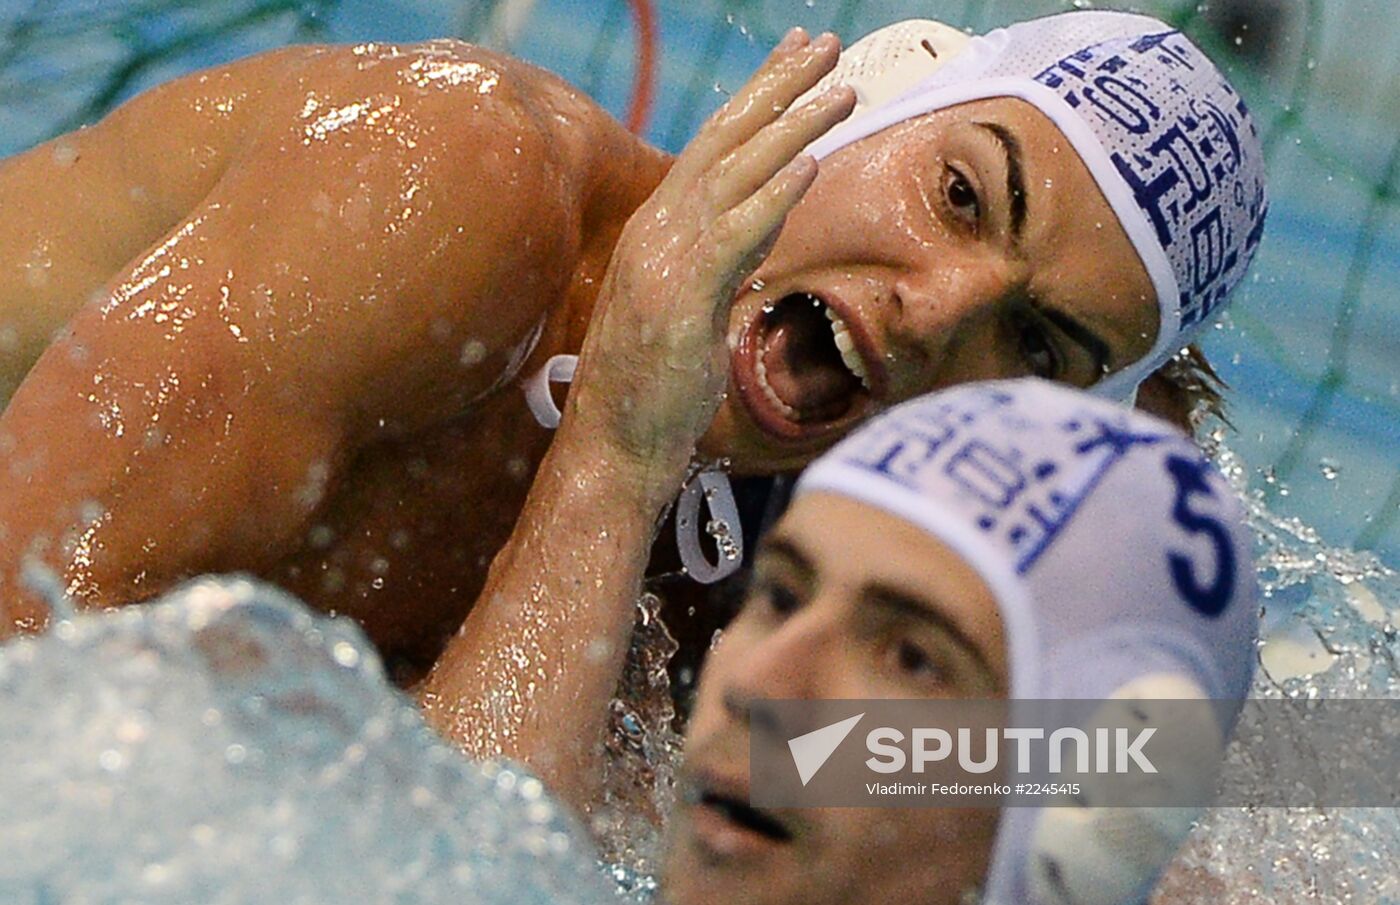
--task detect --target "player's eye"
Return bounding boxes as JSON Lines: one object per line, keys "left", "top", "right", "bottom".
{"left": 890, "top": 639, "right": 948, "bottom": 685}
{"left": 1017, "top": 317, "right": 1061, "bottom": 380}
{"left": 942, "top": 165, "right": 981, "bottom": 231}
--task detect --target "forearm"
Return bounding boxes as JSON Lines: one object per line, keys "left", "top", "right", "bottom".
{"left": 417, "top": 29, "right": 849, "bottom": 815}
{"left": 417, "top": 429, "right": 678, "bottom": 814}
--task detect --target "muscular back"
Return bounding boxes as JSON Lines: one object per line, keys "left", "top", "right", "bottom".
{"left": 0, "top": 39, "right": 667, "bottom": 659}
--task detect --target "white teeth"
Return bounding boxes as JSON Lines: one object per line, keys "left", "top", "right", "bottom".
{"left": 823, "top": 307, "right": 872, "bottom": 389}
{"left": 754, "top": 352, "right": 799, "bottom": 420}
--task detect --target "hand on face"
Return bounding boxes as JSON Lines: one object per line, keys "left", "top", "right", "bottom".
{"left": 702, "top": 99, "right": 1159, "bottom": 474}
{"left": 563, "top": 30, "right": 855, "bottom": 485}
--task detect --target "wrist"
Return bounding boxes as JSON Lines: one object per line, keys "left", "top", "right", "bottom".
{"left": 550, "top": 414, "right": 693, "bottom": 515}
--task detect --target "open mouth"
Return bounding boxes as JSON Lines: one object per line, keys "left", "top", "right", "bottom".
{"left": 734, "top": 292, "right": 882, "bottom": 441}
{"left": 695, "top": 789, "right": 793, "bottom": 843}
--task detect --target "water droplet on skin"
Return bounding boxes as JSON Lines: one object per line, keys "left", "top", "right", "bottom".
{"left": 332, "top": 641, "right": 360, "bottom": 667}
{"left": 51, "top": 142, "right": 78, "bottom": 168}
{"left": 585, "top": 637, "right": 613, "bottom": 663}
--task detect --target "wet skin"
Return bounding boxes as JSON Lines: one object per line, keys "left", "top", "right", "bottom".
{"left": 704, "top": 97, "right": 1158, "bottom": 472}
{"left": 0, "top": 41, "right": 671, "bottom": 668}
{"left": 0, "top": 35, "right": 1155, "bottom": 676}
{"left": 665, "top": 492, "right": 1007, "bottom": 905}
{"left": 0, "top": 32, "right": 1166, "bottom": 810}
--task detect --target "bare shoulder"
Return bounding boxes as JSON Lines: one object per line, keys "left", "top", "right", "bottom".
{"left": 235, "top": 40, "right": 598, "bottom": 216}
{"left": 202, "top": 42, "right": 613, "bottom": 420}
{"left": 81, "top": 38, "right": 614, "bottom": 252}
{"left": 2, "top": 39, "right": 642, "bottom": 430}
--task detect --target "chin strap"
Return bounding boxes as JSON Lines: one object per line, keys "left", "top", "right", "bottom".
{"left": 523, "top": 354, "right": 578, "bottom": 429}
{"left": 674, "top": 465, "right": 744, "bottom": 583}
{"left": 523, "top": 356, "right": 744, "bottom": 584}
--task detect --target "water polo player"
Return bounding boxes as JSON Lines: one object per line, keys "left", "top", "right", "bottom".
{"left": 0, "top": 12, "right": 1265, "bottom": 706}
{"left": 434, "top": 378, "right": 1254, "bottom": 902}
{"left": 661, "top": 378, "right": 1260, "bottom": 905}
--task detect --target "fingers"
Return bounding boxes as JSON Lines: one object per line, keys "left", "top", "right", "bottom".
{"left": 698, "top": 154, "right": 819, "bottom": 325}
{"left": 703, "top": 83, "right": 854, "bottom": 215}
{"left": 666, "top": 30, "right": 842, "bottom": 188}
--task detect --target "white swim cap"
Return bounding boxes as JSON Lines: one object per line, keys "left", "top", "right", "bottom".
{"left": 793, "top": 378, "right": 1259, "bottom": 904}
{"left": 802, "top": 12, "right": 1269, "bottom": 400}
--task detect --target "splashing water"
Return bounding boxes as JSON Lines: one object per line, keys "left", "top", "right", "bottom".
{"left": 1147, "top": 429, "right": 1398, "bottom": 903}
{"left": 0, "top": 578, "right": 616, "bottom": 905}
{"left": 0, "top": 435, "right": 1393, "bottom": 903}
{"left": 592, "top": 592, "right": 684, "bottom": 877}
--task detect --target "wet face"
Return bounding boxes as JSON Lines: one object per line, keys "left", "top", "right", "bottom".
{"left": 702, "top": 96, "right": 1158, "bottom": 473}
{"left": 663, "top": 492, "right": 1009, "bottom": 905}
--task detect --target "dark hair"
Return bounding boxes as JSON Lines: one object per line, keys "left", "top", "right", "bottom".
{"left": 1133, "top": 344, "right": 1227, "bottom": 434}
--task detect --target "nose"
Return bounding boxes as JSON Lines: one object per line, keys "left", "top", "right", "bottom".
{"left": 890, "top": 252, "right": 1022, "bottom": 353}
{"left": 721, "top": 608, "right": 847, "bottom": 732}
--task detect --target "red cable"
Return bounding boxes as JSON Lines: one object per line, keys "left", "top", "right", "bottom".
{"left": 625, "top": 0, "right": 657, "bottom": 135}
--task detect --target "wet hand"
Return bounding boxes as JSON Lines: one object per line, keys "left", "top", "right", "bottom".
{"left": 566, "top": 29, "right": 855, "bottom": 481}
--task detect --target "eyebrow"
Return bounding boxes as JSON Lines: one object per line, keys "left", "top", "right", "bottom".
{"left": 1027, "top": 294, "right": 1113, "bottom": 379}
{"left": 863, "top": 584, "right": 1001, "bottom": 690}
{"left": 973, "top": 121, "right": 1028, "bottom": 240}
{"left": 758, "top": 536, "right": 1001, "bottom": 691}
{"left": 758, "top": 537, "right": 814, "bottom": 577}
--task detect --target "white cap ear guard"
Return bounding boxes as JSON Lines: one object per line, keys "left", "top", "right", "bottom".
{"left": 1022, "top": 673, "right": 1227, "bottom": 905}
{"left": 793, "top": 19, "right": 972, "bottom": 117}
